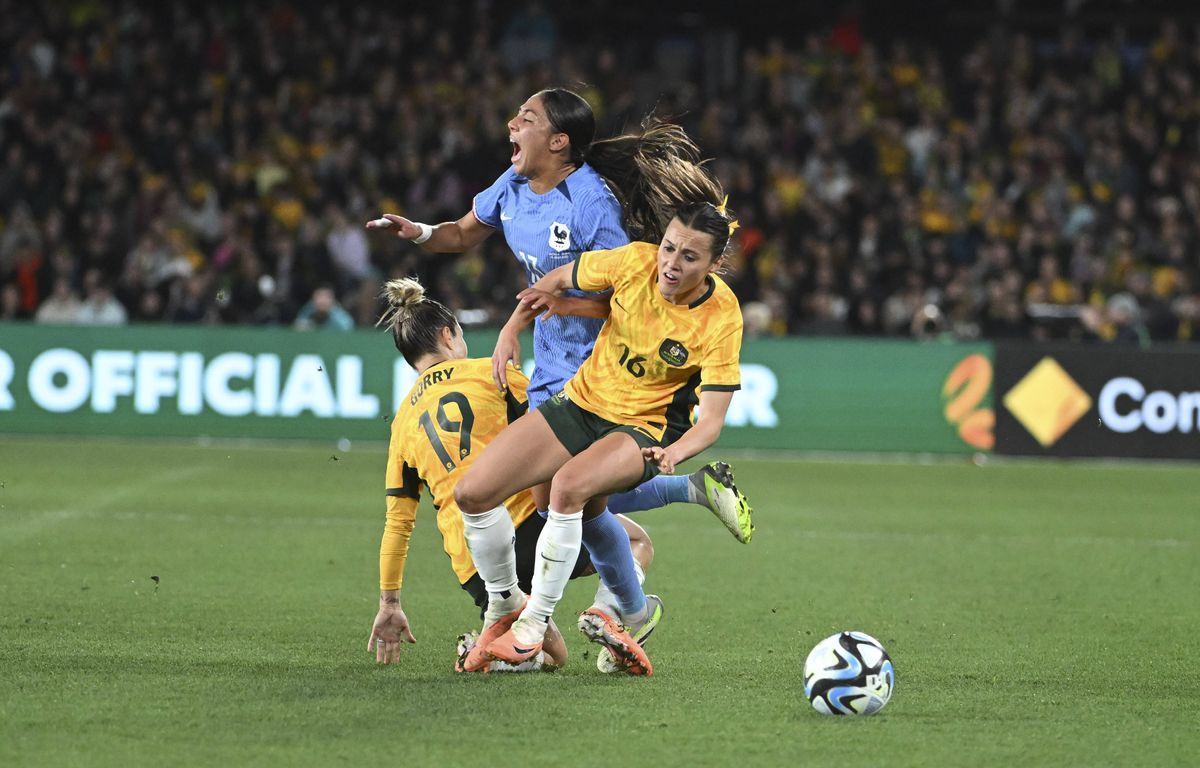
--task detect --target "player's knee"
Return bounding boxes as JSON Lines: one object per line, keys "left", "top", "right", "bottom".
{"left": 548, "top": 469, "right": 589, "bottom": 512}
{"left": 454, "top": 474, "right": 494, "bottom": 514}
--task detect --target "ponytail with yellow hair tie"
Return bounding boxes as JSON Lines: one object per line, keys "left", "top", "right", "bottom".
{"left": 716, "top": 195, "right": 740, "bottom": 237}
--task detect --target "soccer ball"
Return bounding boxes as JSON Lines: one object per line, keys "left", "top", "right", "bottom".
{"left": 803, "top": 631, "right": 894, "bottom": 715}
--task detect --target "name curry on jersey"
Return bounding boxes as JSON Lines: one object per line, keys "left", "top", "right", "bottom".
{"left": 381, "top": 359, "right": 535, "bottom": 590}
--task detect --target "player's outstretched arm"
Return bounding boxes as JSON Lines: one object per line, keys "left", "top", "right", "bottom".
{"left": 372, "top": 493, "right": 418, "bottom": 663}
{"left": 491, "top": 302, "right": 535, "bottom": 392}
{"left": 365, "top": 210, "right": 493, "bottom": 253}
{"left": 528, "top": 262, "right": 575, "bottom": 296}
{"left": 643, "top": 390, "right": 735, "bottom": 474}
{"left": 516, "top": 287, "right": 612, "bottom": 321}
{"left": 367, "top": 590, "right": 417, "bottom": 665}
{"left": 490, "top": 262, "right": 579, "bottom": 390}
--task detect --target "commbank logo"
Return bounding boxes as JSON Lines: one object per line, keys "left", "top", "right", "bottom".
{"left": 1002, "top": 357, "right": 1092, "bottom": 447}
{"left": 942, "top": 353, "right": 994, "bottom": 450}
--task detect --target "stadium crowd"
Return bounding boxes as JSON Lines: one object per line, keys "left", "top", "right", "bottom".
{"left": 1, "top": 2, "right": 1198, "bottom": 345}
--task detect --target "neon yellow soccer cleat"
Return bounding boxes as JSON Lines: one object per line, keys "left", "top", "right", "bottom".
{"left": 693, "top": 461, "right": 755, "bottom": 543}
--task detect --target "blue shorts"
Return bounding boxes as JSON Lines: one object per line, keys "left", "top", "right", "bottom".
{"left": 527, "top": 370, "right": 568, "bottom": 410}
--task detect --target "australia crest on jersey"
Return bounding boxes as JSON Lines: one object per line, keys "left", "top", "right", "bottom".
{"left": 659, "top": 338, "right": 689, "bottom": 366}
{"left": 548, "top": 221, "right": 571, "bottom": 252}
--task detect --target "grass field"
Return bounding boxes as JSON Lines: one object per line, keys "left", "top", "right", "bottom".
{"left": 1, "top": 436, "right": 1198, "bottom": 767}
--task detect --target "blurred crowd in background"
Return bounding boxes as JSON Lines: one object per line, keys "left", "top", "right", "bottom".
{"left": 1, "top": 1, "right": 1199, "bottom": 345}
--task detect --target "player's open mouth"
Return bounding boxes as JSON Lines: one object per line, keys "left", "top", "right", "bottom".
{"left": 662, "top": 270, "right": 679, "bottom": 286}
{"left": 510, "top": 137, "right": 522, "bottom": 163}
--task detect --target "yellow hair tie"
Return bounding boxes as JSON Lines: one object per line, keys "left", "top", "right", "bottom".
{"left": 715, "top": 195, "right": 738, "bottom": 236}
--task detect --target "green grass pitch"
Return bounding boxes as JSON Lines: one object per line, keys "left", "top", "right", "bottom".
{"left": 2, "top": 436, "right": 1198, "bottom": 767}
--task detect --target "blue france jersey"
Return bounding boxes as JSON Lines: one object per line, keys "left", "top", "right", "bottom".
{"left": 473, "top": 163, "right": 629, "bottom": 407}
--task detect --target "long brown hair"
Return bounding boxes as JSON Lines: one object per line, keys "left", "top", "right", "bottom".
{"left": 586, "top": 117, "right": 725, "bottom": 243}
{"left": 536, "top": 88, "right": 725, "bottom": 243}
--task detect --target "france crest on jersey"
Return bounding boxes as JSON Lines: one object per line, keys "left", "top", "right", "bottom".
{"left": 473, "top": 163, "right": 629, "bottom": 407}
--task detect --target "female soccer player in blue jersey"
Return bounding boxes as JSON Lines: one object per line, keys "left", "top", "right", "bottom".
{"left": 367, "top": 88, "right": 752, "bottom": 666}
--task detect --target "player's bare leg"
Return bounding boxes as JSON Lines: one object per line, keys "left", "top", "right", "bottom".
{"left": 456, "top": 408, "right": 573, "bottom": 671}
{"left": 455, "top": 408, "right": 571, "bottom": 515}
{"left": 487, "top": 434, "right": 650, "bottom": 668}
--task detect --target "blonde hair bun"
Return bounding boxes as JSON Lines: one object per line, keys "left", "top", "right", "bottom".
{"left": 377, "top": 277, "right": 427, "bottom": 328}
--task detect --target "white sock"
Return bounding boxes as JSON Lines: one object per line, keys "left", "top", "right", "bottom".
{"left": 620, "top": 558, "right": 651, "bottom": 625}
{"left": 461, "top": 505, "right": 521, "bottom": 624}
{"left": 592, "top": 558, "right": 647, "bottom": 617}
{"left": 591, "top": 582, "right": 620, "bottom": 618}
{"left": 511, "top": 615, "right": 549, "bottom": 646}
{"left": 524, "top": 508, "right": 582, "bottom": 623}
{"left": 686, "top": 469, "right": 707, "bottom": 505}
{"left": 622, "top": 602, "right": 649, "bottom": 627}
{"left": 485, "top": 593, "right": 526, "bottom": 627}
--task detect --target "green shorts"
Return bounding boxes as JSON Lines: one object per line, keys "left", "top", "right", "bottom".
{"left": 537, "top": 390, "right": 663, "bottom": 488}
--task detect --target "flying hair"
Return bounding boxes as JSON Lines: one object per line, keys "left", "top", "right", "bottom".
{"left": 533, "top": 90, "right": 725, "bottom": 243}
{"left": 586, "top": 116, "right": 725, "bottom": 243}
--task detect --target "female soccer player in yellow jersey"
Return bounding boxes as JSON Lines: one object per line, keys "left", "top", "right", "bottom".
{"left": 369, "top": 90, "right": 753, "bottom": 672}
{"left": 366, "top": 277, "right": 655, "bottom": 672}
{"left": 454, "top": 200, "right": 743, "bottom": 675}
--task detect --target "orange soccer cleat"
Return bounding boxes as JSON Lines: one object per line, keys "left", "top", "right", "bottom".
{"left": 577, "top": 598, "right": 662, "bottom": 677}
{"left": 460, "top": 596, "right": 527, "bottom": 672}
{"left": 484, "top": 616, "right": 545, "bottom": 665}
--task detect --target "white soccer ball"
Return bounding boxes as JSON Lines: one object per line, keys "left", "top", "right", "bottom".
{"left": 803, "top": 631, "right": 895, "bottom": 715}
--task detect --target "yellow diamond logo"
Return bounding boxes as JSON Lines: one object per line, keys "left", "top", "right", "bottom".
{"left": 1003, "top": 357, "right": 1092, "bottom": 447}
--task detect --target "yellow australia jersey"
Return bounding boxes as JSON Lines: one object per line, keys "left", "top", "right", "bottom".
{"left": 566, "top": 241, "right": 743, "bottom": 441}
{"left": 381, "top": 358, "right": 537, "bottom": 589}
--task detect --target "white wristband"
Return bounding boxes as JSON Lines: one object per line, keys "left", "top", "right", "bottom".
{"left": 411, "top": 222, "right": 434, "bottom": 244}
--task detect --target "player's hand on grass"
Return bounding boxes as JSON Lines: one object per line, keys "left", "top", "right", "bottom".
{"left": 641, "top": 446, "right": 678, "bottom": 474}
{"left": 491, "top": 327, "right": 522, "bottom": 392}
{"left": 368, "top": 603, "right": 416, "bottom": 664}
{"left": 365, "top": 213, "right": 421, "bottom": 240}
